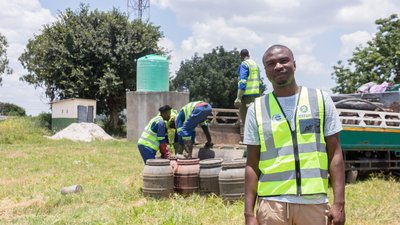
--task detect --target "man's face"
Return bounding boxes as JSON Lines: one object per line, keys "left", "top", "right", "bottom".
{"left": 161, "top": 110, "right": 171, "bottom": 121}
{"left": 263, "top": 47, "right": 296, "bottom": 88}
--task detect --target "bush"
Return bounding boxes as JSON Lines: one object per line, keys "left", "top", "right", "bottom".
{"left": 0, "top": 117, "right": 49, "bottom": 144}
{"left": 97, "top": 114, "right": 126, "bottom": 137}
{"left": 34, "top": 112, "right": 52, "bottom": 130}
{"left": 0, "top": 102, "right": 26, "bottom": 116}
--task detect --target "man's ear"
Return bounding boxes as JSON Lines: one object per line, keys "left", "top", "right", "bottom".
{"left": 293, "top": 60, "right": 296, "bottom": 70}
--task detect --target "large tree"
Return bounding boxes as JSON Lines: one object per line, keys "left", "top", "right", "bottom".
{"left": 332, "top": 14, "right": 400, "bottom": 93}
{"left": 171, "top": 46, "right": 241, "bottom": 108}
{"left": 19, "top": 5, "right": 165, "bottom": 129}
{"left": 0, "top": 33, "right": 12, "bottom": 85}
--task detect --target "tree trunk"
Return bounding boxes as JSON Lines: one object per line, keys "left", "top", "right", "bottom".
{"left": 108, "top": 98, "right": 119, "bottom": 130}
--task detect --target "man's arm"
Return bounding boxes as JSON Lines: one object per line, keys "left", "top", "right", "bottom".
{"left": 244, "top": 145, "right": 260, "bottom": 225}
{"left": 200, "top": 125, "right": 213, "bottom": 148}
{"left": 325, "top": 133, "right": 346, "bottom": 225}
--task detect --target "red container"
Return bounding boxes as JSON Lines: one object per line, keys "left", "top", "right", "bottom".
{"left": 174, "top": 158, "right": 200, "bottom": 194}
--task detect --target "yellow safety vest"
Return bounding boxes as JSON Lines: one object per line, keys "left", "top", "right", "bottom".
{"left": 138, "top": 115, "right": 165, "bottom": 151}
{"left": 176, "top": 101, "right": 209, "bottom": 140}
{"left": 254, "top": 87, "right": 327, "bottom": 196}
{"left": 240, "top": 59, "right": 260, "bottom": 96}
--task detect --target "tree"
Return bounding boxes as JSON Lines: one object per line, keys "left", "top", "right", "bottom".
{"left": 0, "top": 102, "right": 26, "bottom": 116}
{"left": 171, "top": 46, "right": 241, "bottom": 108}
{"left": 332, "top": 14, "right": 400, "bottom": 93}
{"left": 0, "top": 33, "right": 12, "bottom": 85}
{"left": 19, "top": 5, "right": 165, "bottom": 130}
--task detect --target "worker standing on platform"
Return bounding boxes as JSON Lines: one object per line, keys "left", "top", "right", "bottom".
{"left": 234, "top": 49, "right": 261, "bottom": 141}
{"left": 137, "top": 105, "right": 172, "bottom": 163}
{"left": 176, "top": 101, "right": 213, "bottom": 158}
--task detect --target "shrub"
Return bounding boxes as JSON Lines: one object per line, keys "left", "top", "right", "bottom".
{"left": 34, "top": 112, "right": 52, "bottom": 130}
{"left": 0, "top": 117, "right": 49, "bottom": 144}
{"left": 0, "top": 102, "right": 26, "bottom": 116}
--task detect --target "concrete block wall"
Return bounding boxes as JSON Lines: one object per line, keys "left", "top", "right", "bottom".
{"left": 126, "top": 91, "right": 189, "bottom": 142}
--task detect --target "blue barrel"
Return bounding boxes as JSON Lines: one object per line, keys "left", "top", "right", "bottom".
{"left": 137, "top": 54, "right": 169, "bottom": 92}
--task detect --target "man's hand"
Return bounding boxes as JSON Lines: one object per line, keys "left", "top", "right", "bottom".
{"left": 234, "top": 98, "right": 241, "bottom": 108}
{"left": 235, "top": 89, "right": 245, "bottom": 108}
{"left": 204, "top": 141, "right": 214, "bottom": 149}
{"left": 326, "top": 203, "right": 345, "bottom": 225}
{"left": 159, "top": 143, "right": 170, "bottom": 159}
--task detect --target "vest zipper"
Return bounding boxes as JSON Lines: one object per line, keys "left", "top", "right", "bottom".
{"left": 272, "top": 87, "right": 302, "bottom": 196}
{"left": 291, "top": 130, "right": 301, "bottom": 196}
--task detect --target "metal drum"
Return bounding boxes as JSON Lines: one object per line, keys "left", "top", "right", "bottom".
{"left": 142, "top": 159, "right": 174, "bottom": 198}
{"left": 174, "top": 158, "right": 200, "bottom": 194}
{"left": 218, "top": 158, "right": 246, "bottom": 201}
{"left": 199, "top": 158, "right": 223, "bottom": 195}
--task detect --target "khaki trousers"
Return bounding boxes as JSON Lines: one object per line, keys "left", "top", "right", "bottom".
{"left": 256, "top": 199, "right": 329, "bottom": 225}
{"left": 239, "top": 95, "right": 256, "bottom": 140}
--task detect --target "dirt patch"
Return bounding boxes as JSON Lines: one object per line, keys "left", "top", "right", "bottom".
{"left": 133, "top": 198, "right": 147, "bottom": 207}
{"left": 0, "top": 178, "right": 32, "bottom": 186}
{"left": 0, "top": 196, "right": 46, "bottom": 219}
{"left": 7, "top": 151, "right": 27, "bottom": 159}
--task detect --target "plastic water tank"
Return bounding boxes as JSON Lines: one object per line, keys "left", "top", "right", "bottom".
{"left": 136, "top": 54, "right": 169, "bottom": 92}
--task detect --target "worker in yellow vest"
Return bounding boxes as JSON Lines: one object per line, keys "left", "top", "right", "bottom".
{"left": 165, "top": 108, "right": 179, "bottom": 154}
{"left": 234, "top": 49, "right": 261, "bottom": 142}
{"left": 137, "top": 105, "right": 172, "bottom": 163}
{"left": 244, "top": 45, "right": 345, "bottom": 225}
{"left": 176, "top": 101, "right": 213, "bottom": 158}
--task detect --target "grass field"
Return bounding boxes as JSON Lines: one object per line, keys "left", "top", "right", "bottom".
{"left": 1, "top": 117, "right": 400, "bottom": 225}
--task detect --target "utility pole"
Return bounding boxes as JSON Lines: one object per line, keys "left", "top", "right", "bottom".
{"left": 127, "top": 0, "right": 150, "bottom": 21}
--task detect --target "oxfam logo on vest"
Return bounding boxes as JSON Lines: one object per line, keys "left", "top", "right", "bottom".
{"left": 272, "top": 114, "right": 284, "bottom": 121}
{"left": 300, "top": 105, "right": 309, "bottom": 113}
{"left": 298, "top": 105, "right": 311, "bottom": 118}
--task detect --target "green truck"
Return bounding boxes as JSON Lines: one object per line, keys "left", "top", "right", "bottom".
{"left": 334, "top": 92, "right": 400, "bottom": 182}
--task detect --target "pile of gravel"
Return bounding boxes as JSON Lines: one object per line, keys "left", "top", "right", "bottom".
{"left": 48, "top": 123, "right": 114, "bottom": 142}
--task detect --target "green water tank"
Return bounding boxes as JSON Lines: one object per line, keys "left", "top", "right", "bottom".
{"left": 136, "top": 54, "right": 169, "bottom": 92}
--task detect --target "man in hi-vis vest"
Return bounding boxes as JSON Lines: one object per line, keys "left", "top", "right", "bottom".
{"left": 234, "top": 49, "right": 261, "bottom": 142}
{"left": 138, "top": 105, "right": 172, "bottom": 163}
{"left": 244, "top": 45, "right": 345, "bottom": 225}
{"left": 176, "top": 101, "right": 213, "bottom": 159}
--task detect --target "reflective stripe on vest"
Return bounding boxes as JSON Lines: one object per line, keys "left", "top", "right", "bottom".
{"left": 242, "top": 59, "right": 260, "bottom": 95}
{"left": 254, "top": 87, "right": 327, "bottom": 197}
{"left": 182, "top": 101, "right": 202, "bottom": 123}
{"left": 138, "top": 116, "right": 164, "bottom": 151}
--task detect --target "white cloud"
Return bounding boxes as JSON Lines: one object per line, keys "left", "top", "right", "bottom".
{"left": 158, "top": 37, "right": 182, "bottom": 75}
{"left": 263, "top": 0, "right": 301, "bottom": 10}
{"left": 278, "top": 36, "right": 315, "bottom": 55}
{"left": 295, "top": 54, "right": 325, "bottom": 75}
{"left": 339, "top": 31, "right": 373, "bottom": 58}
{"left": 178, "top": 17, "right": 263, "bottom": 69}
{"left": 336, "top": 0, "right": 400, "bottom": 24}
{"left": 0, "top": 0, "right": 54, "bottom": 115}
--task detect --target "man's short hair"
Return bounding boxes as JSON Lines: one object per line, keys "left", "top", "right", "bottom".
{"left": 158, "top": 105, "right": 172, "bottom": 113}
{"left": 240, "top": 49, "right": 249, "bottom": 57}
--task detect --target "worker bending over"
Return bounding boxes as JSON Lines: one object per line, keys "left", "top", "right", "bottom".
{"left": 176, "top": 101, "right": 213, "bottom": 158}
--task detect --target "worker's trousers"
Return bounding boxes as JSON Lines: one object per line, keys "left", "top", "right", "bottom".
{"left": 256, "top": 199, "right": 329, "bottom": 225}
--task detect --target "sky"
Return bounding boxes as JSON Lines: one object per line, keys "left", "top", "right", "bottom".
{"left": 0, "top": 0, "right": 399, "bottom": 116}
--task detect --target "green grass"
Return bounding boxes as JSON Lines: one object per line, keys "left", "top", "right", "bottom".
{"left": 0, "top": 118, "right": 399, "bottom": 224}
